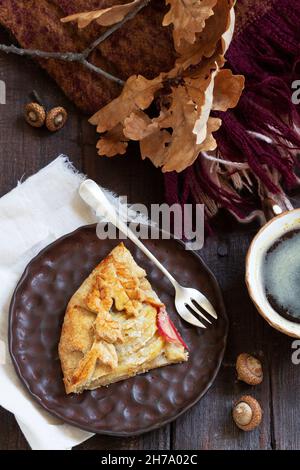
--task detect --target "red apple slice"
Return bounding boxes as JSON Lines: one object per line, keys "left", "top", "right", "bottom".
{"left": 157, "top": 307, "right": 188, "bottom": 350}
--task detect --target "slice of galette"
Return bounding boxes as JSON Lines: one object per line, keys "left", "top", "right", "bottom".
{"left": 59, "top": 243, "right": 188, "bottom": 394}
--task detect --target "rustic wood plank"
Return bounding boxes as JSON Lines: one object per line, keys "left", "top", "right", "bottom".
{"left": 269, "top": 193, "right": 300, "bottom": 450}
{"left": 76, "top": 428, "right": 170, "bottom": 451}
{"left": 271, "top": 338, "right": 300, "bottom": 450}
{"left": 0, "top": 406, "right": 29, "bottom": 450}
{"left": 172, "top": 231, "right": 272, "bottom": 450}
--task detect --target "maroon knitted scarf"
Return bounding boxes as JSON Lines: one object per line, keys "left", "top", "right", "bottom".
{"left": 165, "top": 0, "right": 300, "bottom": 223}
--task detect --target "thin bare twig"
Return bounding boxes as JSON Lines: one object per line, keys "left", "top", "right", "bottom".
{"left": 0, "top": 43, "right": 124, "bottom": 84}
{"left": 0, "top": 0, "right": 151, "bottom": 85}
{"left": 82, "top": 0, "right": 151, "bottom": 58}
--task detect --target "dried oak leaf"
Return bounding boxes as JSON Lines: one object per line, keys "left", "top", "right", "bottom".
{"left": 119, "top": 55, "right": 226, "bottom": 172}
{"left": 192, "top": 66, "right": 244, "bottom": 146}
{"left": 195, "top": 67, "right": 244, "bottom": 150}
{"left": 176, "top": 0, "right": 235, "bottom": 70}
{"left": 198, "top": 116, "right": 222, "bottom": 151}
{"left": 96, "top": 124, "right": 129, "bottom": 157}
{"left": 192, "top": 66, "right": 219, "bottom": 145}
{"left": 61, "top": 0, "right": 143, "bottom": 29}
{"left": 88, "top": 0, "right": 244, "bottom": 173}
{"left": 163, "top": 0, "right": 218, "bottom": 50}
{"left": 221, "top": 1, "right": 236, "bottom": 55}
{"left": 157, "top": 86, "right": 202, "bottom": 172}
{"left": 140, "top": 129, "right": 172, "bottom": 168}
{"left": 123, "top": 110, "right": 161, "bottom": 140}
{"left": 132, "top": 70, "right": 219, "bottom": 172}
{"left": 124, "top": 61, "right": 243, "bottom": 172}
{"left": 183, "top": 54, "right": 222, "bottom": 145}
{"left": 91, "top": 60, "right": 244, "bottom": 171}
{"left": 89, "top": 74, "right": 163, "bottom": 133}
{"left": 212, "top": 69, "right": 245, "bottom": 111}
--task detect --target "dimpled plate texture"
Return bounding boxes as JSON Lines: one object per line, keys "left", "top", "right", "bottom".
{"left": 9, "top": 225, "right": 228, "bottom": 436}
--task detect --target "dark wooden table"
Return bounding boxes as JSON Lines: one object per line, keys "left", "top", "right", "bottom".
{"left": 1, "top": 35, "right": 300, "bottom": 451}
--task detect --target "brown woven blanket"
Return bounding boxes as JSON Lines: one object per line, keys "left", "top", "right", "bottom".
{"left": 0, "top": 0, "right": 277, "bottom": 115}
{"left": 0, "top": 0, "right": 175, "bottom": 114}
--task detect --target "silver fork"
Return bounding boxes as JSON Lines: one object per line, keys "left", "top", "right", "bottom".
{"left": 79, "top": 179, "right": 217, "bottom": 328}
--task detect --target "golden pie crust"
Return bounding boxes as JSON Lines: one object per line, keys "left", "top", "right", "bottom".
{"left": 59, "top": 243, "right": 188, "bottom": 394}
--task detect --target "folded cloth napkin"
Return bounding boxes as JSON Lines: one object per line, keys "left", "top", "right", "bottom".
{"left": 0, "top": 155, "right": 101, "bottom": 450}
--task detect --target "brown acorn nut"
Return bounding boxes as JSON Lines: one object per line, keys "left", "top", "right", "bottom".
{"left": 236, "top": 353, "right": 263, "bottom": 385}
{"left": 24, "top": 102, "right": 46, "bottom": 128}
{"left": 232, "top": 395, "right": 262, "bottom": 431}
{"left": 46, "top": 107, "right": 68, "bottom": 132}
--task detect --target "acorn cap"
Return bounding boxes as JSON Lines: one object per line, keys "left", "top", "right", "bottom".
{"left": 24, "top": 102, "right": 46, "bottom": 128}
{"left": 46, "top": 107, "right": 68, "bottom": 132}
{"left": 233, "top": 395, "right": 262, "bottom": 431}
{"left": 236, "top": 353, "right": 263, "bottom": 385}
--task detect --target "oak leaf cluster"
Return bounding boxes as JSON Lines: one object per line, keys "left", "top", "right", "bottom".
{"left": 63, "top": 0, "right": 244, "bottom": 173}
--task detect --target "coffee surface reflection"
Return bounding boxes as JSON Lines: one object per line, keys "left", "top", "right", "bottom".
{"left": 264, "top": 228, "right": 300, "bottom": 324}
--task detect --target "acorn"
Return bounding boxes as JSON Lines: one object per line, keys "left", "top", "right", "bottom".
{"left": 24, "top": 102, "right": 46, "bottom": 128}
{"left": 236, "top": 353, "right": 263, "bottom": 385}
{"left": 232, "top": 395, "right": 262, "bottom": 431}
{"left": 46, "top": 106, "right": 68, "bottom": 132}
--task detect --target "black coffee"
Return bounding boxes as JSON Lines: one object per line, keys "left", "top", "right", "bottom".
{"left": 263, "top": 228, "right": 300, "bottom": 324}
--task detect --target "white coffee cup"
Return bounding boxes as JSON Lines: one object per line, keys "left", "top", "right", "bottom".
{"left": 246, "top": 207, "right": 300, "bottom": 338}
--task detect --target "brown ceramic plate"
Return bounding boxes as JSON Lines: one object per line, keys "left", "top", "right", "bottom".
{"left": 9, "top": 225, "right": 228, "bottom": 436}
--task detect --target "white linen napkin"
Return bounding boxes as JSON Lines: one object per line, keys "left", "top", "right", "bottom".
{"left": 0, "top": 155, "right": 102, "bottom": 450}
